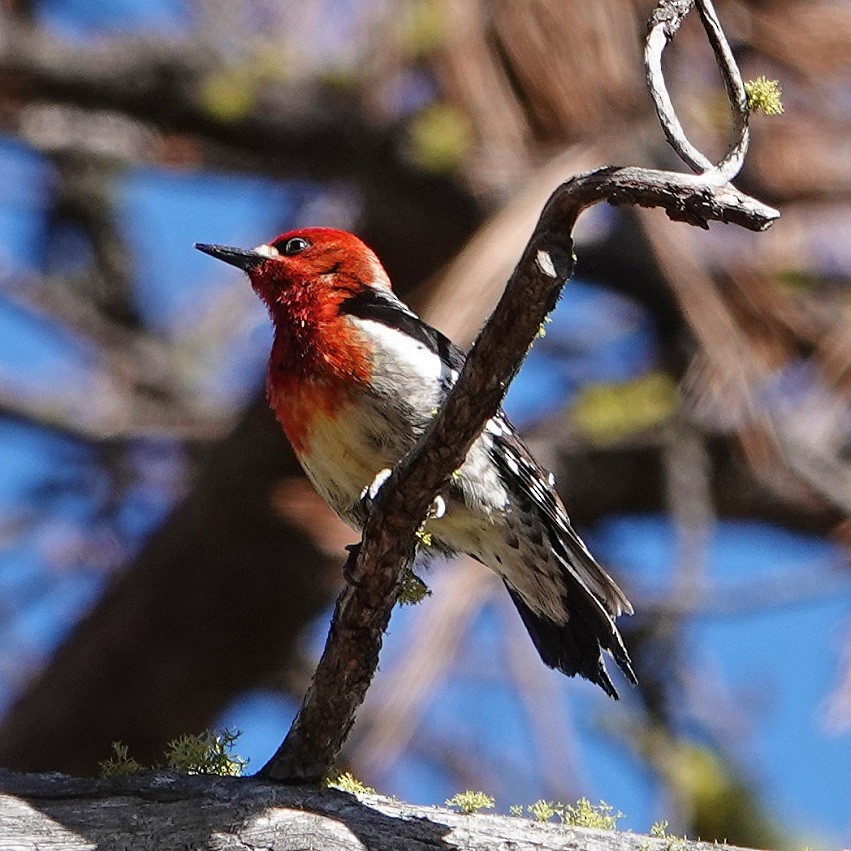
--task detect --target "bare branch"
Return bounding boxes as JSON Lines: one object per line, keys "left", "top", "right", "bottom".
{"left": 695, "top": 0, "right": 749, "bottom": 181}
{"left": 539, "top": 166, "right": 776, "bottom": 231}
{"left": 646, "top": 0, "right": 749, "bottom": 183}
{"left": 348, "top": 559, "right": 495, "bottom": 781}
{"left": 0, "top": 768, "right": 761, "bottom": 851}
{"left": 259, "top": 0, "right": 778, "bottom": 783}
{"left": 261, "top": 173, "right": 776, "bottom": 782}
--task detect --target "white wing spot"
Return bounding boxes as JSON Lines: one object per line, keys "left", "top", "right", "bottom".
{"left": 535, "top": 249, "right": 557, "bottom": 278}
{"left": 355, "top": 319, "right": 446, "bottom": 385}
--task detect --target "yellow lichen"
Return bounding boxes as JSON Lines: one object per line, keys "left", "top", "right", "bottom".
{"left": 99, "top": 741, "right": 142, "bottom": 778}
{"left": 165, "top": 729, "right": 247, "bottom": 776}
{"left": 745, "top": 77, "right": 783, "bottom": 116}
{"left": 398, "top": 566, "right": 431, "bottom": 605}
{"left": 446, "top": 790, "right": 495, "bottom": 814}
{"left": 326, "top": 771, "right": 376, "bottom": 795}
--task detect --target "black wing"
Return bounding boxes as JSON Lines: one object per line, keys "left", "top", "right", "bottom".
{"left": 342, "top": 287, "right": 636, "bottom": 696}
{"left": 488, "top": 414, "right": 636, "bottom": 697}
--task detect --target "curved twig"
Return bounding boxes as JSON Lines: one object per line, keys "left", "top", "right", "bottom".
{"left": 697, "top": 0, "right": 750, "bottom": 181}
{"left": 645, "top": 0, "right": 749, "bottom": 183}
{"left": 645, "top": 3, "right": 713, "bottom": 174}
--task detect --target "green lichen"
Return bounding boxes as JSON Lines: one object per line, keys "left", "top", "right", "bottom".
{"left": 525, "top": 798, "right": 623, "bottom": 829}
{"left": 536, "top": 315, "right": 553, "bottom": 340}
{"left": 165, "top": 729, "right": 248, "bottom": 776}
{"left": 528, "top": 799, "right": 559, "bottom": 822}
{"left": 99, "top": 741, "right": 142, "bottom": 778}
{"left": 415, "top": 528, "right": 434, "bottom": 548}
{"left": 398, "top": 566, "right": 431, "bottom": 605}
{"left": 562, "top": 797, "right": 623, "bottom": 830}
{"left": 650, "top": 819, "right": 689, "bottom": 851}
{"left": 745, "top": 76, "right": 783, "bottom": 115}
{"left": 445, "top": 790, "right": 495, "bottom": 814}
{"left": 326, "top": 771, "right": 376, "bottom": 795}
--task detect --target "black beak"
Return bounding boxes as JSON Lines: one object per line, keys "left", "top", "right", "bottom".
{"left": 195, "top": 243, "right": 266, "bottom": 271}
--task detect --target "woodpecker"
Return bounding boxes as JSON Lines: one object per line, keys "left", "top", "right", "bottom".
{"left": 196, "top": 228, "right": 636, "bottom": 698}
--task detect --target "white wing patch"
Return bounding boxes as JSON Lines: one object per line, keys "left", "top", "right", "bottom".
{"left": 351, "top": 317, "right": 451, "bottom": 391}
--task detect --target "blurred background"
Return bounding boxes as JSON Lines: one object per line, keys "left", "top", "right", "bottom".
{"left": 0, "top": 0, "right": 848, "bottom": 847}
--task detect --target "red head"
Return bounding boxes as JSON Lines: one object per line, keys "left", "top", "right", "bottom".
{"left": 196, "top": 227, "right": 390, "bottom": 316}
{"left": 196, "top": 228, "right": 386, "bottom": 432}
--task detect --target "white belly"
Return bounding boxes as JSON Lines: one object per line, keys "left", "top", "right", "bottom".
{"left": 296, "top": 392, "right": 509, "bottom": 564}
{"left": 296, "top": 397, "right": 404, "bottom": 528}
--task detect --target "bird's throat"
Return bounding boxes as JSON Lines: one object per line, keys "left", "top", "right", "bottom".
{"left": 266, "top": 302, "right": 372, "bottom": 455}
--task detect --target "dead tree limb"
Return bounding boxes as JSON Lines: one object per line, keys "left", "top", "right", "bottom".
{"left": 260, "top": 0, "right": 779, "bottom": 782}
{"left": 0, "top": 768, "right": 761, "bottom": 851}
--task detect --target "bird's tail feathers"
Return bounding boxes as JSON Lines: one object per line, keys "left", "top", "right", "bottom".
{"left": 558, "top": 523, "right": 634, "bottom": 619}
{"left": 505, "top": 540, "right": 636, "bottom": 699}
{"left": 507, "top": 584, "right": 635, "bottom": 698}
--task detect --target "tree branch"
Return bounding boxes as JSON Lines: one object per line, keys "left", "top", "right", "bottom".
{"left": 260, "top": 0, "right": 778, "bottom": 783}
{"left": 0, "top": 769, "right": 759, "bottom": 851}
{"left": 645, "top": 0, "right": 749, "bottom": 183}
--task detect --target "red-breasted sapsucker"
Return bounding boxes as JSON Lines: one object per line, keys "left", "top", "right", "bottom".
{"left": 197, "top": 228, "right": 635, "bottom": 698}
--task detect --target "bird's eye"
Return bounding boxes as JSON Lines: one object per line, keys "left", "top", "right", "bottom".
{"left": 282, "top": 237, "right": 310, "bottom": 255}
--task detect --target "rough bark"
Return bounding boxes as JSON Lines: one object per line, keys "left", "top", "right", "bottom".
{"left": 0, "top": 769, "right": 759, "bottom": 851}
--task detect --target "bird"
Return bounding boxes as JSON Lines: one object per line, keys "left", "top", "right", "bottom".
{"left": 196, "top": 227, "right": 636, "bottom": 698}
